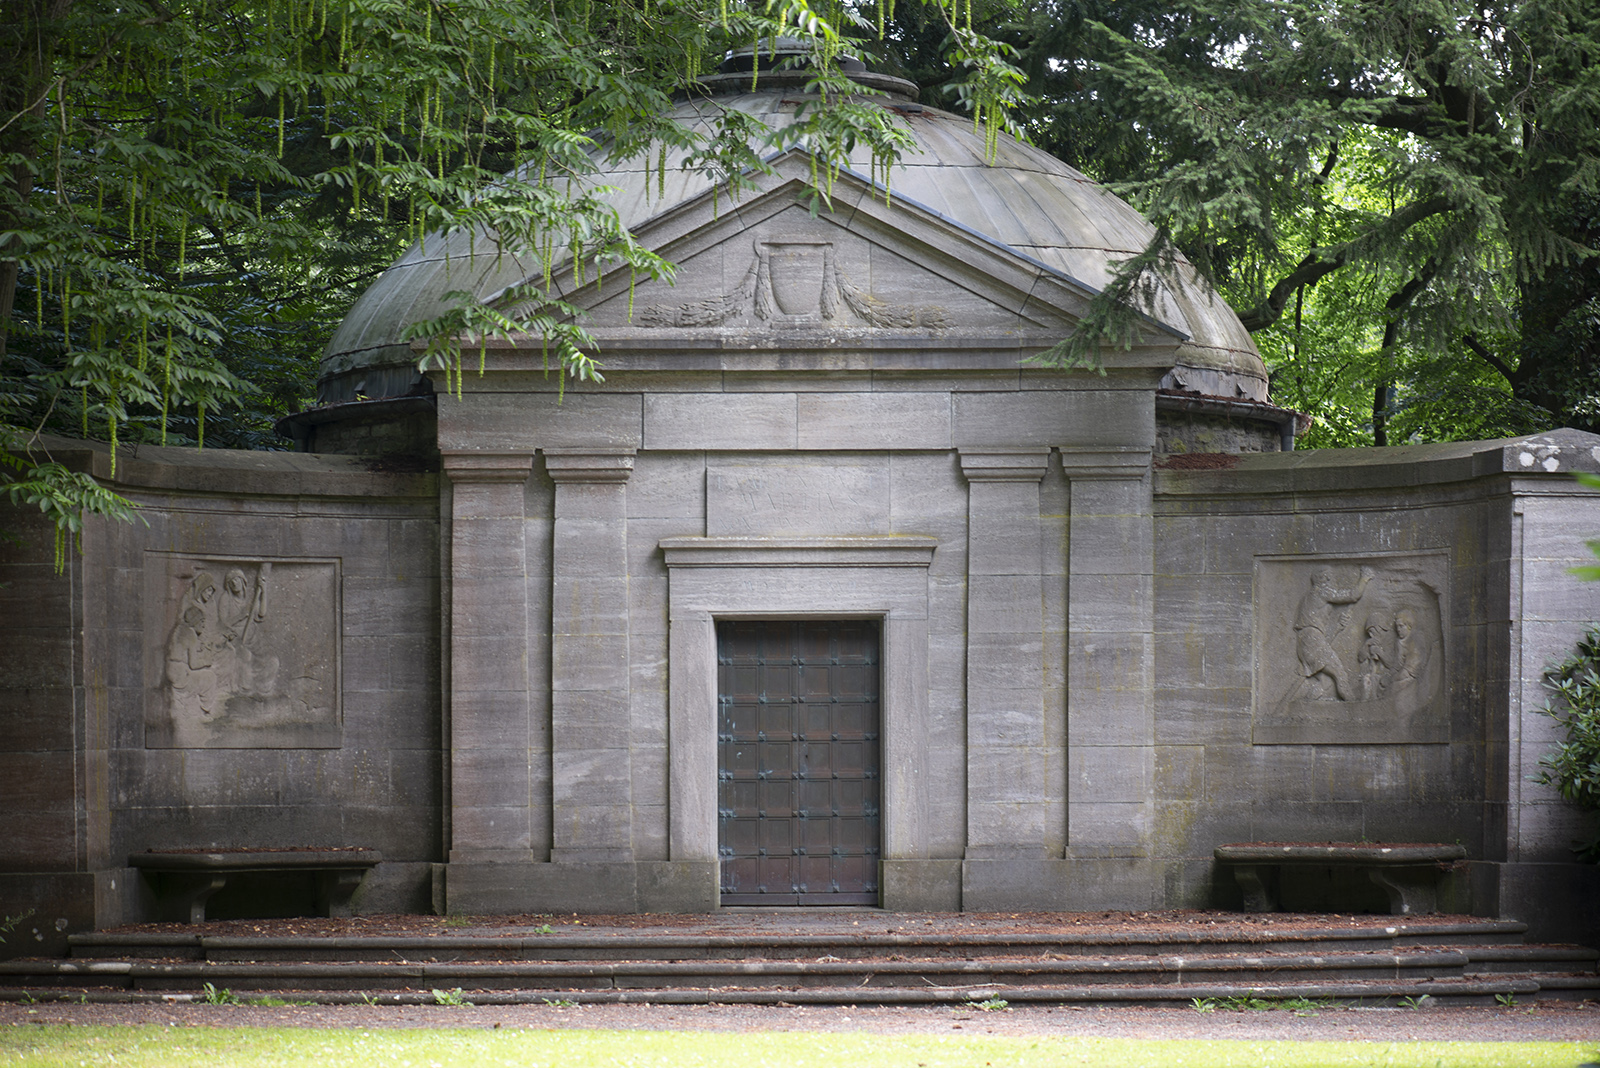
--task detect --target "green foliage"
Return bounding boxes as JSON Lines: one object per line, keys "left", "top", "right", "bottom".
{"left": 1013, "top": 0, "right": 1600, "bottom": 442}
{"left": 965, "top": 996, "right": 1010, "bottom": 1011}
{"left": 1574, "top": 473, "right": 1600, "bottom": 582}
{"left": 431, "top": 987, "right": 472, "bottom": 1006}
{"left": 1, "top": 432, "right": 141, "bottom": 572}
{"left": 1202, "top": 995, "right": 1335, "bottom": 1013}
{"left": 199, "top": 983, "right": 240, "bottom": 1005}
{"left": 1, "top": 0, "right": 1019, "bottom": 544}
{"left": 1533, "top": 624, "right": 1600, "bottom": 862}
{"left": 1218, "top": 995, "right": 1278, "bottom": 1011}
{"left": 0, "top": 908, "right": 34, "bottom": 944}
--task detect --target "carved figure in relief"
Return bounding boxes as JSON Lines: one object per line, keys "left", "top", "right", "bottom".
{"left": 165, "top": 605, "right": 222, "bottom": 718}
{"left": 1393, "top": 609, "right": 1433, "bottom": 691}
{"left": 1356, "top": 616, "right": 1392, "bottom": 700}
{"left": 163, "top": 565, "right": 279, "bottom": 729}
{"left": 1292, "top": 565, "right": 1375, "bottom": 699}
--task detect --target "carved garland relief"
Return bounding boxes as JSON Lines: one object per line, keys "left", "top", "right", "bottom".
{"left": 145, "top": 555, "right": 341, "bottom": 748}
{"left": 636, "top": 240, "right": 952, "bottom": 330}
{"left": 1252, "top": 552, "right": 1448, "bottom": 744}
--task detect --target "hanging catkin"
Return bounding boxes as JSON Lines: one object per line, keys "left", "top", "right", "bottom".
{"left": 161, "top": 328, "right": 173, "bottom": 446}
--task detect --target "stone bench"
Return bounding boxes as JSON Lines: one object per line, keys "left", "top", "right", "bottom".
{"left": 130, "top": 849, "right": 382, "bottom": 923}
{"left": 1214, "top": 842, "right": 1468, "bottom": 916}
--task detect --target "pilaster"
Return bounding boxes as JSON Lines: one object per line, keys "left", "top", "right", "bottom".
{"left": 959, "top": 448, "right": 1053, "bottom": 859}
{"left": 1060, "top": 446, "right": 1155, "bottom": 859}
{"left": 545, "top": 448, "right": 636, "bottom": 862}
{"left": 442, "top": 451, "right": 534, "bottom": 860}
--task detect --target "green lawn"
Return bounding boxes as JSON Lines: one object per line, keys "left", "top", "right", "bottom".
{"left": 1, "top": 1027, "right": 1595, "bottom": 1068}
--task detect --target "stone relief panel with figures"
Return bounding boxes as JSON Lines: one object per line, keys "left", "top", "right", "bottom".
{"left": 144, "top": 555, "right": 341, "bottom": 748}
{"left": 1252, "top": 552, "right": 1449, "bottom": 744}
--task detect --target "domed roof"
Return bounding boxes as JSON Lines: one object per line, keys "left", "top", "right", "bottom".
{"left": 320, "top": 75, "right": 1267, "bottom": 404}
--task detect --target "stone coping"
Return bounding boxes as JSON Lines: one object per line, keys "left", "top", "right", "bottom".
{"left": 129, "top": 850, "right": 382, "bottom": 872}
{"left": 1215, "top": 844, "right": 1468, "bottom": 864}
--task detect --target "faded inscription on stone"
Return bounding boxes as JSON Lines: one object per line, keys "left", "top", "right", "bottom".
{"left": 1253, "top": 553, "right": 1447, "bottom": 744}
{"left": 145, "top": 555, "right": 341, "bottom": 748}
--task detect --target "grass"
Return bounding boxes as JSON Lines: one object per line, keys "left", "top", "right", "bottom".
{"left": 1192, "top": 996, "right": 1333, "bottom": 1015}
{"left": 0, "top": 1027, "right": 1592, "bottom": 1068}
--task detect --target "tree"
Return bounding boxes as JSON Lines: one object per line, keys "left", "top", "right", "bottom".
{"left": 1008, "top": 0, "right": 1600, "bottom": 444}
{"left": 1, "top": 0, "right": 1025, "bottom": 547}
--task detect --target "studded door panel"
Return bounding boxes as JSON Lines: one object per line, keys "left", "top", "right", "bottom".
{"left": 717, "top": 620, "right": 880, "bottom": 906}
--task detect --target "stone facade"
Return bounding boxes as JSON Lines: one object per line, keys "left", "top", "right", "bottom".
{"left": 4, "top": 426, "right": 1598, "bottom": 951}
{"left": 0, "top": 444, "right": 441, "bottom": 952}
{"left": 3, "top": 88, "right": 1598, "bottom": 950}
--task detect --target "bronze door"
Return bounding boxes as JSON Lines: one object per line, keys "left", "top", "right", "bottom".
{"left": 717, "top": 620, "right": 881, "bottom": 906}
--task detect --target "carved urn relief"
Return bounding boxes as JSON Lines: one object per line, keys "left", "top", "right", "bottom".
{"left": 633, "top": 236, "right": 951, "bottom": 331}
{"left": 761, "top": 241, "right": 829, "bottom": 317}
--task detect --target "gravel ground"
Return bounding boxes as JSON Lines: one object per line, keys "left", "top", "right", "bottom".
{"left": 5, "top": 999, "right": 1599, "bottom": 1042}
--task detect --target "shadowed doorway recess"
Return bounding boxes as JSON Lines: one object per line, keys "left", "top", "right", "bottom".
{"left": 717, "top": 620, "right": 881, "bottom": 905}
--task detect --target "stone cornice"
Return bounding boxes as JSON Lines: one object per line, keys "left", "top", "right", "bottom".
{"left": 542, "top": 447, "right": 637, "bottom": 483}
{"left": 1058, "top": 446, "right": 1152, "bottom": 479}
{"left": 958, "top": 448, "right": 1051, "bottom": 483}
{"left": 660, "top": 535, "right": 938, "bottom": 568}
{"left": 440, "top": 450, "right": 534, "bottom": 484}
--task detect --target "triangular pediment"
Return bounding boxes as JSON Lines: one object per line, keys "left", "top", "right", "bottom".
{"left": 490, "top": 151, "right": 1185, "bottom": 356}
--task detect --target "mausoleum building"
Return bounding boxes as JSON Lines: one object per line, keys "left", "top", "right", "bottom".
{"left": 3, "top": 56, "right": 1597, "bottom": 951}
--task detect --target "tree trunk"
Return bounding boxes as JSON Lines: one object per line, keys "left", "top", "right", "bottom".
{"left": 1373, "top": 263, "right": 1441, "bottom": 446}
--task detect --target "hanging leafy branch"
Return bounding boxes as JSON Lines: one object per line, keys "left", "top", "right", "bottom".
{"left": 0, "top": 0, "right": 1030, "bottom": 546}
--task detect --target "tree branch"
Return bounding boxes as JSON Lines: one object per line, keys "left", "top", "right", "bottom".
{"left": 1236, "top": 196, "right": 1452, "bottom": 333}
{"left": 1462, "top": 332, "right": 1515, "bottom": 382}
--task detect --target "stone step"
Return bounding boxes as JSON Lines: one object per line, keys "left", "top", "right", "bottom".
{"left": 63, "top": 920, "right": 1531, "bottom": 963}
{"left": 0, "top": 976, "right": 1558, "bottom": 1007}
{"left": 1462, "top": 945, "right": 1600, "bottom": 974}
{"left": 0, "top": 949, "right": 1485, "bottom": 992}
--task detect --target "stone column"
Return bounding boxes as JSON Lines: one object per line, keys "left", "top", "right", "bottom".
{"left": 1061, "top": 446, "right": 1155, "bottom": 861}
{"left": 960, "top": 448, "right": 1053, "bottom": 860}
{"left": 442, "top": 451, "right": 534, "bottom": 860}
{"left": 545, "top": 448, "right": 635, "bottom": 863}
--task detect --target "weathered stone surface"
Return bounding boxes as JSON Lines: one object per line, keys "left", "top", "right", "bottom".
{"left": 954, "top": 392, "right": 1154, "bottom": 449}
{"left": 645, "top": 393, "right": 798, "bottom": 450}
{"left": 881, "top": 859, "right": 963, "bottom": 910}
{"left": 10, "top": 154, "right": 1600, "bottom": 939}
{"left": 706, "top": 458, "right": 890, "bottom": 536}
{"left": 439, "top": 393, "right": 642, "bottom": 452}
{"left": 795, "top": 393, "right": 952, "bottom": 450}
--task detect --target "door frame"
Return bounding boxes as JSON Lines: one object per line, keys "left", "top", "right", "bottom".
{"left": 659, "top": 536, "right": 936, "bottom": 899}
